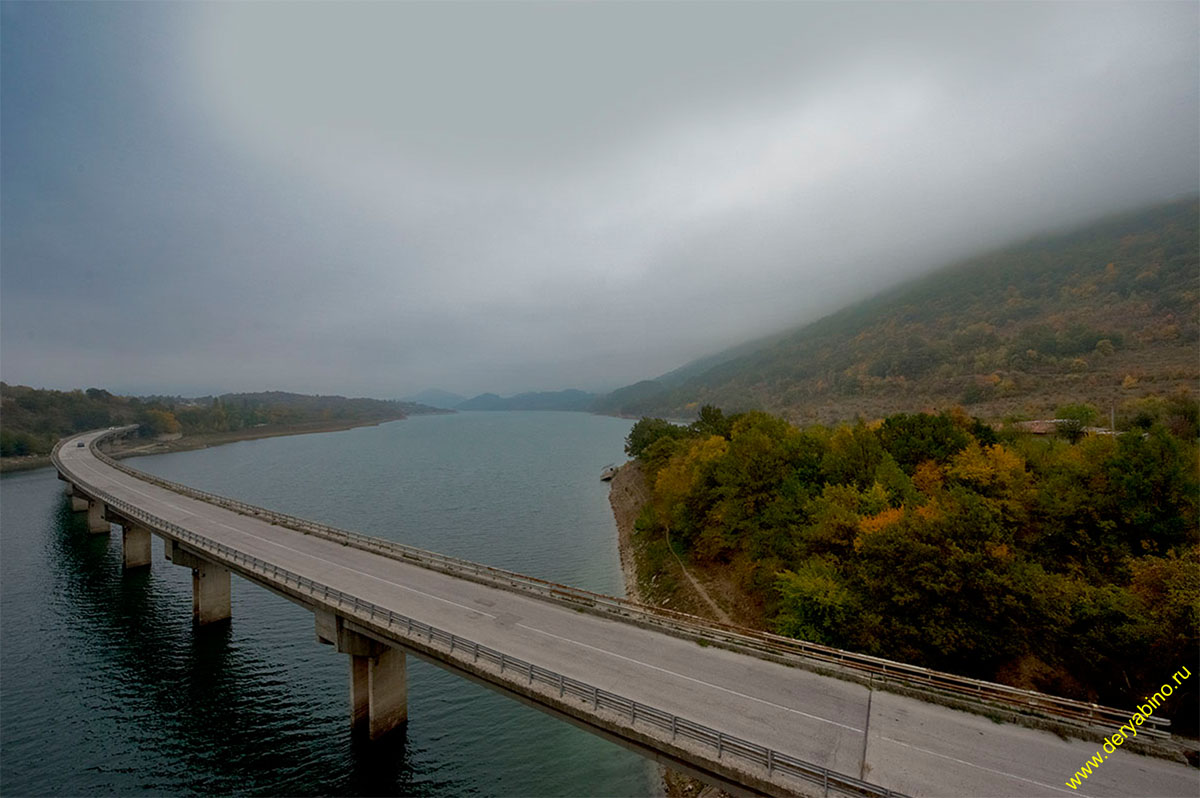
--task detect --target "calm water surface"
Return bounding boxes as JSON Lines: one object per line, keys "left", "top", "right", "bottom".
{"left": 1, "top": 411, "right": 656, "bottom": 796}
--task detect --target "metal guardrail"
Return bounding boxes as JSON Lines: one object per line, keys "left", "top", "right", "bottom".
{"left": 53, "top": 434, "right": 902, "bottom": 798}
{"left": 71, "top": 428, "right": 1168, "bottom": 736}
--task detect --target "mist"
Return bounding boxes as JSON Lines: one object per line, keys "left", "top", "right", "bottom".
{"left": 3, "top": 2, "right": 1196, "bottom": 398}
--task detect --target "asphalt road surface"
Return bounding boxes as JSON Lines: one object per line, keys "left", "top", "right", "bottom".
{"left": 58, "top": 431, "right": 1199, "bottom": 798}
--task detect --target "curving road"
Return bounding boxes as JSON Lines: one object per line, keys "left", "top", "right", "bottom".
{"left": 56, "top": 430, "right": 1198, "bottom": 798}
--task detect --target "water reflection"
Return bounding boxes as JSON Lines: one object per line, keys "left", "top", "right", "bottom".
{"left": 4, "top": 414, "right": 654, "bottom": 796}
{"left": 39, "top": 490, "right": 451, "bottom": 796}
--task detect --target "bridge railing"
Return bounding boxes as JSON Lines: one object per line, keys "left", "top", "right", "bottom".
{"left": 77, "top": 429, "right": 1168, "bottom": 736}
{"left": 54, "top": 436, "right": 902, "bottom": 798}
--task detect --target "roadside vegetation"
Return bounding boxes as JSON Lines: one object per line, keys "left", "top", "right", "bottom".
{"left": 0, "top": 384, "right": 426, "bottom": 460}
{"left": 625, "top": 398, "right": 1199, "bottom": 732}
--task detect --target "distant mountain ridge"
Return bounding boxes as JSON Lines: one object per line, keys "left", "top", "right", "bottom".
{"left": 402, "top": 388, "right": 467, "bottom": 410}
{"left": 456, "top": 389, "right": 598, "bottom": 412}
{"left": 595, "top": 198, "right": 1199, "bottom": 423}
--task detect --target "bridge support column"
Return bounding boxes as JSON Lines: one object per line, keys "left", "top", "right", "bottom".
{"left": 350, "top": 645, "right": 407, "bottom": 740}
{"left": 317, "top": 611, "right": 407, "bottom": 739}
{"left": 168, "top": 541, "right": 231, "bottom": 625}
{"left": 121, "top": 524, "right": 152, "bottom": 569}
{"left": 70, "top": 494, "right": 89, "bottom": 512}
{"left": 192, "top": 563, "right": 231, "bottom": 625}
{"left": 86, "top": 500, "right": 109, "bottom": 534}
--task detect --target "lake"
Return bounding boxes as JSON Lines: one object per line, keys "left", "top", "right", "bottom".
{"left": 0, "top": 411, "right": 657, "bottom": 796}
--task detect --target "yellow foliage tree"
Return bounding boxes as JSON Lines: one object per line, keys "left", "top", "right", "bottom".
{"left": 652, "top": 435, "right": 728, "bottom": 529}
{"left": 144, "top": 409, "right": 181, "bottom": 435}
{"left": 947, "top": 441, "right": 1031, "bottom": 525}
{"left": 948, "top": 442, "right": 1026, "bottom": 492}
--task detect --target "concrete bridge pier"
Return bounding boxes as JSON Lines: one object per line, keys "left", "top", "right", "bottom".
{"left": 68, "top": 488, "right": 90, "bottom": 512}
{"left": 166, "top": 540, "right": 232, "bottom": 625}
{"left": 86, "top": 500, "right": 109, "bottom": 534}
{"left": 120, "top": 523, "right": 152, "bottom": 569}
{"left": 316, "top": 611, "right": 407, "bottom": 739}
{"left": 351, "top": 645, "right": 408, "bottom": 740}
{"left": 192, "top": 564, "right": 231, "bottom": 625}
{"left": 59, "top": 478, "right": 89, "bottom": 512}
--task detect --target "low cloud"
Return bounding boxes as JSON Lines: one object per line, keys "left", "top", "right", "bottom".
{"left": 3, "top": 2, "right": 1196, "bottom": 397}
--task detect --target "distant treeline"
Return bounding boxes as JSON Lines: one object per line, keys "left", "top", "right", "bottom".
{"left": 0, "top": 384, "right": 429, "bottom": 457}
{"left": 627, "top": 395, "right": 1198, "bottom": 731}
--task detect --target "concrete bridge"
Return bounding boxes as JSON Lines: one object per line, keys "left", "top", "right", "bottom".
{"left": 53, "top": 428, "right": 1197, "bottom": 797}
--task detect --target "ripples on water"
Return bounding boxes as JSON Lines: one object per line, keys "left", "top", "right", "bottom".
{"left": 1, "top": 412, "right": 655, "bottom": 796}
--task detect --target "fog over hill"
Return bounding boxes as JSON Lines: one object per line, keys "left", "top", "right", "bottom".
{"left": 2, "top": 3, "right": 1197, "bottom": 398}
{"left": 597, "top": 198, "right": 1200, "bottom": 423}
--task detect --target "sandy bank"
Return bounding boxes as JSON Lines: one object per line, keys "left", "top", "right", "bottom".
{"left": 101, "top": 417, "right": 407, "bottom": 460}
{"left": 0, "top": 454, "right": 53, "bottom": 473}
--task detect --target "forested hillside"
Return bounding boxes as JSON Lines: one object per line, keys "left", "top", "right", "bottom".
{"left": 0, "top": 385, "right": 432, "bottom": 458}
{"left": 598, "top": 199, "right": 1199, "bottom": 423}
{"left": 625, "top": 400, "right": 1199, "bottom": 731}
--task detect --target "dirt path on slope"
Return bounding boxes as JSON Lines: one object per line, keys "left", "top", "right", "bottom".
{"left": 664, "top": 529, "right": 733, "bottom": 625}
{"left": 609, "top": 460, "right": 732, "bottom": 623}
{"left": 609, "top": 460, "right": 733, "bottom": 798}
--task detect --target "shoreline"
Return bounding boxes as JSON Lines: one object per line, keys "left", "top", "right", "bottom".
{"left": 0, "top": 416, "right": 410, "bottom": 474}
{"left": 608, "top": 460, "right": 651, "bottom": 604}
{"left": 107, "top": 416, "right": 408, "bottom": 460}
{"left": 608, "top": 461, "right": 729, "bottom": 798}
{"left": 0, "top": 454, "right": 54, "bottom": 473}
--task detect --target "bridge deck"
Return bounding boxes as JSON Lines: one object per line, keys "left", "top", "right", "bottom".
{"left": 56, "top": 430, "right": 1197, "bottom": 798}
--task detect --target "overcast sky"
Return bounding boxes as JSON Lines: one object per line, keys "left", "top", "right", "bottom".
{"left": 2, "top": 2, "right": 1197, "bottom": 399}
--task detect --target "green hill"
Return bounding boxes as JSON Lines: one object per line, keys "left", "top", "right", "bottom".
{"left": 598, "top": 198, "right": 1199, "bottom": 423}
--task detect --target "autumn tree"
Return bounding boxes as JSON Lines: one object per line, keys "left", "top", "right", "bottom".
{"left": 142, "top": 409, "right": 181, "bottom": 435}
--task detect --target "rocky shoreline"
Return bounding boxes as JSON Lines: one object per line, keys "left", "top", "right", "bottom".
{"left": 608, "top": 460, "right": 652, "bottom": 604}
{"left": 607, "top": 461, "right": 729, "bottom": 798}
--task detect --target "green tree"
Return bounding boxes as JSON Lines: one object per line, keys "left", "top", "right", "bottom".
{"left": 821, "top": 421, "right": 885, "bottom": 489}
{"left": 774, "top": 558, "right": 855, "bottom": 644}
{"left": 625, "top": 417, "right": 690, "bottom": 459}
{"left": 689, "top": 405, "right": 732, "bottom": 439}
{"left": 1056, "top": 419, "right": 1086, "bottom": 444}
{"left": 1104, "top": 425, "right": 1198, "bottom": 555}
{"left": 1056, "top": 402, "right": 1099, "bottom": 426}
{"left": 878, "top": 412, "right": 970, "bottom": 474}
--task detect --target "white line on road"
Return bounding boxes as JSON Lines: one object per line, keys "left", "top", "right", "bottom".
{"left": 877, "top": 735, "right": 1094, "bottom": 797}
{"left": 73, "top": 459, "right": 498, "bottom": 620}
{"left": 515, "top": 622, "right": 864, "bottom": 733}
